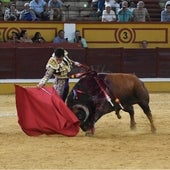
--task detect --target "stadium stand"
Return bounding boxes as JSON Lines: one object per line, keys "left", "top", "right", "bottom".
{"left": 0, "top": 0, "right": 164, "bottom": 22}
{"left": 63, "top": 0, "right": 162, "bottom": 21}
{"left": 63, "top": 0, "right": 93, "bottom": 21}
{"left": 14, "top": 0, "right": 93, "bottom": 21}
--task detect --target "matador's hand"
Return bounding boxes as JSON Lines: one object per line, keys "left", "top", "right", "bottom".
{"left": 37, "top": 83, "right": 44, "bottom": 88}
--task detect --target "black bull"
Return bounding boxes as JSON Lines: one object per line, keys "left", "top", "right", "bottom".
{"left": 66, "top": 71, "right": 156, "bottom": 135}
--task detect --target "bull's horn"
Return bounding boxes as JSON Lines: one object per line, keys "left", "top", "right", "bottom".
{"left": 73, "top": 104, "right": 89, "bottom": 122}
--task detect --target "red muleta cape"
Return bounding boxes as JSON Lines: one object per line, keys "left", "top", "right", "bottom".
{"left": 15, "top": 85, "right": 80, "bottom": 137}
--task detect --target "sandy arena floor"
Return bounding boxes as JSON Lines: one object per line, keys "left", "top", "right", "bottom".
{"left": 0, "top": 93, "right": 170, "bottom": 169}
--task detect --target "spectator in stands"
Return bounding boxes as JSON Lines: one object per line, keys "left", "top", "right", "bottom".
{"left": 18, "top": 29, "right": 33, "bottom": 43}
{"left": 32, "top": 32, "right": 45, "bottom": 43}
{"left": 128, "top": 1, "right": 135, "bottom": 12}
{"left": 53, "top": 29, "right": 67, "bottom": 43}
{"left": 89, "top": 0, "right": 100, "bottom": 20}
{"left": 102, "top": 3, "right": 117, "bottom": 22}
{"left": 91, "top": 0, "right": 98, "bottom": 11}
{"left": 38, "top": 48, "right": 81, "bottom": 101}
{"left": 19, "top": 2, "right": 37, "bottom": 21}
{"left": 0, "top": 0, "right": 4, "bottom": 20}
{"left": 96, "top": 0, "right": 105, "bottom": 16}
{"left": 29, "top": 0, "right": 49, "bottom": 20}
{"left": 117, "top": 0, "right": 132, "bottom": 22}
{"left": 69, "top": 30, "right": 88, "bottom": 48}
{"left": 48, "top": 0, "right": 63, "bottom": 21}
{"left": 141, "top": 40, "right": 148, "bottom": 48}
{"left": 132, "top": 1, "right": 150, "bottom": 22}
{"left": 104, "top": 0, "right": 120, "bottom": 15}
{"left": 4, "top": 3, "right": 20, "bottom": 21}
{"left": 161, "top": 1, "right": 170, "bottom": 22}
{"left": 8, "top": 31, "right": 20, "bottom": 43}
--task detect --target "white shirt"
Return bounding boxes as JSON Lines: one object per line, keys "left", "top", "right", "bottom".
{"left": 102, "top": 9, "right": 116, "bottom": 22}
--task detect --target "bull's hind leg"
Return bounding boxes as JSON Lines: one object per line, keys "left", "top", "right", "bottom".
{"left": 124, "top": 105, "right": 136, "bottom": 130}
{"left": 139, "top": 103, "right": 156, "bottom": 133}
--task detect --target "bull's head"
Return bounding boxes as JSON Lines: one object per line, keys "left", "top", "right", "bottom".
{"left": 67, "top": 69, "right": 112, "bottom": 133}
{"left": 71, "top": 104, "right": 94, "bottom": 131}
{"left": 67, "top": 90, "right": 96, "bottom": 131}
{"left": 67, "top": 70, "right": 99, "bottom": 132}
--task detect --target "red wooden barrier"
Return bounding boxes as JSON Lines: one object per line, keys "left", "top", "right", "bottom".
{"left": 0, "top": 47, "right": 16, "bottom": 78}
{"left": 122, "top": 49, "right": 158, "bottom": 77}
{"left": 1, "top": 43, "right": 170, "bottom": 78}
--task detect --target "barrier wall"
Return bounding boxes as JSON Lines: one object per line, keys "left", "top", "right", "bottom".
{"left": 1, "top": 22, "right": 170, "bottom": 48}
{"left": 1, "top": 43, "right": 170, "bottom": 79}
{"left": 0, "top": 43, "right": 86, "bottom": 79}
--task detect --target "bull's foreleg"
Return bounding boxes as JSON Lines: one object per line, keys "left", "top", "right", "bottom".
{"left": 115, "top": 109, "right": 121, "bottom": 119}
{"left": 85, "top": 116, "right": 96, "bottom": 136}
{"left": 129, "top": 112, "right": 136, "bottom": 130}
{"left": 85, "top": 126, "right": 95, "bottom": 136}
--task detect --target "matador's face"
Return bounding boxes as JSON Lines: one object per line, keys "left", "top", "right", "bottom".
{"left": 56, "top": 57, "right": 63, "bottom": 64}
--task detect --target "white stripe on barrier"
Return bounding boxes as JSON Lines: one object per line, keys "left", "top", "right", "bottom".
{"left": 0, "top": 79, "right": 79, "bottom": 83}
{"left": 1, "top": 78, "right": 170, "bottom": 84}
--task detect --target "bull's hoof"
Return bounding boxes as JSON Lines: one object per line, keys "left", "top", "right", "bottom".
{"left": 130, "top": 126, "right": 136, "bottom": 130}
{"left": 116, "top": 114, "right": 121, "bottom": 119}
{"left": 151, "top": 126, "right": 157, "bottom": 133}
{"left": 85, "top": 128, "right": 95, "bottom": 136}
{"left": 85, "top": 132, "right": 94, "bottom": 137}
{"left": 130, "top": 122, "right": 136, "bottom": 130}
{"left": 115, "top": 110, "right": 121, "bottom": 119}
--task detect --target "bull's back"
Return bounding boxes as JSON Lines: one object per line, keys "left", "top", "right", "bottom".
{"left": 100, "top": 73, "right": 149, "bottom": 102}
